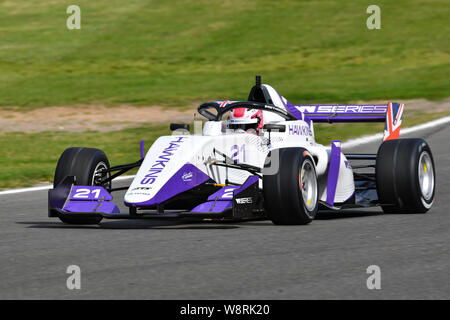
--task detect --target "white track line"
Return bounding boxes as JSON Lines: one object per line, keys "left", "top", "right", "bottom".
{"left": 0, "top": 175, "right": 135, "bottom": 196}
{"left": 1, "top": 116, "right": 449, "bottom": 196}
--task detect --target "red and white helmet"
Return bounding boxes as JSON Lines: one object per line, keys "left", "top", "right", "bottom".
{"left": 228, "top": 108, "right": 264, "bottom": 133}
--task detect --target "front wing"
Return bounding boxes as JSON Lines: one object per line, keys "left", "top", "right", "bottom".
{"left": 48, "top": 175, "right": 264, "bottom": 220}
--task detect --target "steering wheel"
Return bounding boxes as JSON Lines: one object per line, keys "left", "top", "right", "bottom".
{"left": 197, "top": 101, "right": 296, "bottom": 121}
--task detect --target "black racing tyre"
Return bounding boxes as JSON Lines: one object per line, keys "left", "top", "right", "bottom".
{"left": 376, "top": 138, "right": 435, "bottom": 214}
{"left": 54, "top": 147, "right": 110, "bottom": 224}
{"left": 263, "top": 148, "right": 318, "bottom": 225}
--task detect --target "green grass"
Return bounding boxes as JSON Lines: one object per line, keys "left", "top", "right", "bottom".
{"left": 1, "top": 110, "right": 448, "bottom": 189}
{"left": 0, "top": 0, "right": 449, "bottom": 108}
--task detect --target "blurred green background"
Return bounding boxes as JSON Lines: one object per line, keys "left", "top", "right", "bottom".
{"left": 0, "top": 0, "right": 448, "bottom": 108}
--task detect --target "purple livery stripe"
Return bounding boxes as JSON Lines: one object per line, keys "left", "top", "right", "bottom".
{"left": 64, "top": 201, "right": 120, "bottom": 214}
{"left": 140, "top": 140, "right": 145, "bottom": 159}
{"left": 126, "top": 163, "right": 210, "bottom": 207}
{"left": 326, "top": 140, "right": 341, "bottom": 206}
{"left": 208, "top": 186, "right": 239, "bottom": 201}
{"left": 234, "top": 175, "right": 259, "bottom": 195}
{"left": 190, "top": 201, "right": 233, "bottom": 213}
{"left": 191, "top": 175, "right": 259, "bottom": 214}
{"left": 278, "top": 93, "right": 311, "bottom": 125}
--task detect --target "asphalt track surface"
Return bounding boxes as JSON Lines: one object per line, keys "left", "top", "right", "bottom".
{"left": 1, "top": 124, "right": 449, "bottom": 300}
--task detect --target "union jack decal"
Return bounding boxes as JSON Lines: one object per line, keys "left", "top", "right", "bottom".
{"left": 383, "top": 102, "right": 404, "bottom": 141}
{"left": 217, "top": 100, "right": 231, "bottom": 108}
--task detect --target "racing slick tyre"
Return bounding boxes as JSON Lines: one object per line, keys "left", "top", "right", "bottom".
{"left": 263, "top": 148, "right": 318, "bottom": 225}
{"left": 376, "top": 138, "right": 435, "bottom": 214}
{"left": 54, "top": 147, "right": 111, "bottom": 224}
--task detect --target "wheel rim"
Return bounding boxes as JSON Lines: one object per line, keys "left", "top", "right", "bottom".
{"left": 299, "top": 159, "right": 317, "bottom": 211}
{"left": 92, "top": 161, "right": 110, "bottom": 188}
{"left": 418, "top": 151, "right": 434, "bottom": 201}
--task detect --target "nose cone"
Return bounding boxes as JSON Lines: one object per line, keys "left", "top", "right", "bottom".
{"left": 125, "top": 163, "right": 210, "bottom": 207}
{"left": 124, "top": 135, "right": 213, "bottom": 207}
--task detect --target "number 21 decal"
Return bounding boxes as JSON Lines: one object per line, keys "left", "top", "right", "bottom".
{"left": 231, "top": 144, "right": 246, "bottom": 163}
{"left": 73, "top": 188, "right": 101, "bottom": 199}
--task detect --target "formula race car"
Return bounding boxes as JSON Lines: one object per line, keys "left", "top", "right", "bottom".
{"left": 48, "top": 76, "right": 436, "bottom": 225}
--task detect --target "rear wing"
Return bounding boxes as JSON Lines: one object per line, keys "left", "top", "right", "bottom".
{"left": 293, "top": 103, "right": 404, "bottom": 141}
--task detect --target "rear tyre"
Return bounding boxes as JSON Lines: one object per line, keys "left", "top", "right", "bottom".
{"left": 263, "top": 148, "right": 318, "bottom": 225}
{"left": 54, "top": 147, "right": 111, "bottom": 224}
{"left": 376, "top": 138, "right": 435, "bottom": 213}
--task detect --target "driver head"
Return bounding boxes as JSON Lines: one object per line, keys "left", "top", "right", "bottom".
{"left": 228, "top": 108, "right": 264, "bottom": 133}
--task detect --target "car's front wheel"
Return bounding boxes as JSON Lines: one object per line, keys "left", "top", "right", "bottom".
{"left": 54, "top": 147, "right": 111, "bottom": 224}
{"left": 263, "top": 148, "right": 318, "bottom": 225}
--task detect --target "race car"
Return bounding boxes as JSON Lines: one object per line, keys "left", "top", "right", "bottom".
{"left": 48, "top": 76, "right": 436, "bottom": 225}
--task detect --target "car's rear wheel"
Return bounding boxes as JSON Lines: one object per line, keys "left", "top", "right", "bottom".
{"left": 376, "top": 138, "right": 435, "bottom": 213}
{"left": 54, "top": 147, "right": 110, "bottom": 224}
{"left": 263, "top": 148, "right": 318, "bottom": 225}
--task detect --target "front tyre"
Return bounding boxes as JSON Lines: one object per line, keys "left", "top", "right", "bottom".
{"left": 376, "top": 138, "right": 435, "bottom": 213}
{"left": 263, "top": 148, "right": 318, "bottom": 225}
{"left": 54, "top": 147, "right": 111, "bottom": 224}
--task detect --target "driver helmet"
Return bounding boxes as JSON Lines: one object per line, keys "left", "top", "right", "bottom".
{"left": 228, "top": 108, "right": 264, "bottom": 133}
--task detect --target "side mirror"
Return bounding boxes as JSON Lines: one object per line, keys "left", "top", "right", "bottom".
{"left": 170, "top": 123, "right": 190, "bottom": 132}
{"left": 263, "top": 124, "right": 286, "bottom": 147}
{"left": 263, "top": 124, "right": 286, "bottom": 132}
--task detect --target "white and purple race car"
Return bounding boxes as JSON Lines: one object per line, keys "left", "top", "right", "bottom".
{"left": 49, "top": 76, "right": 436, "bottom": 225}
